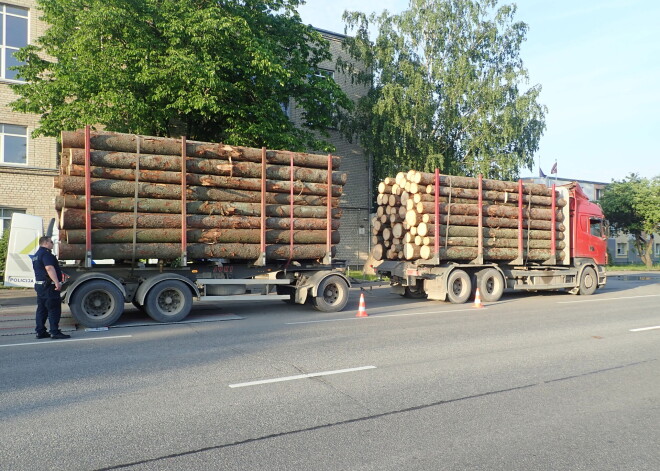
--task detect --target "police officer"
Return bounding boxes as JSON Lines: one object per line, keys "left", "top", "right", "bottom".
{"left": 32, "top": 236, "right": 70, "bottom": 340}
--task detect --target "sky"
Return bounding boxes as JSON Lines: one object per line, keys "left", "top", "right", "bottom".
{"left": 297, "top": 0, "right": 660, "bottom": 183}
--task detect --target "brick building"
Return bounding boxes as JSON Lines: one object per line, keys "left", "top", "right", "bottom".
{"left": 0, "top": 6, "right": 371, "bottom": 265}
{"left": 0, "top": 1, "right": 59, "bottom": 235}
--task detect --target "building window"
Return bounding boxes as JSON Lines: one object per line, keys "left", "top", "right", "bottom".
{"left": 655, "top": 243, "right": 660, "bottom": 258}
{"left": 0, "top": 124, "right": 27, "bottom": 164}
{"left": 616, "top": 242, "right": 627, "bottom": 257}
{"left": 1, "top": 4, "right": 28, "bottom": 81}
{"left": 0, "top": 207, "right": 25, "bottom": 236}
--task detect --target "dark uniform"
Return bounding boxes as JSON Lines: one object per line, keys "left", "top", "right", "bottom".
{"left": 31, "top": 245, "right": 64, "bottom": 337}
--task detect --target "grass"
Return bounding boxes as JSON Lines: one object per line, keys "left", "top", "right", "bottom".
{"left": 606, "top": 264, "right": 660, "bottom": 271}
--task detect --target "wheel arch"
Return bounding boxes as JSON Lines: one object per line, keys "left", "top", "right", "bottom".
{"left": 64, "top": 272, "right": 127, "bottom": 304}
{"left": 135, "top": 273, "right": 200, "bottom": 306}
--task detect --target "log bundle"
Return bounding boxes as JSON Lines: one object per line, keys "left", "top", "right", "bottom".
{"left": 371, "top": 170, "right": 567, "bottom": 263}
{"left": 55, "top": 130, "right": 347, "bottom": 261}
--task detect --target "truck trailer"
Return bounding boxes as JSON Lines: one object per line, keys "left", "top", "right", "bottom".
{"left": 373, "top": 170, "right": 607, "bottom": 303}
{"left": 7, "top": 128, "right": 352, "bottom": 328}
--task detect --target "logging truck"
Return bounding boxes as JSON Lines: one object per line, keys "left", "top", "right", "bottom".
{"left": 372, "top": 170, "right": 607, "bottom": 303}
{"left": 4, "top": 129, "right": 351, "bottom": 327}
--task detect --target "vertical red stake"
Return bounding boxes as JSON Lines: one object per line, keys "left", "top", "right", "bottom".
{"left": 477, "top": 174, "right": 483, "bottom": 263}
{"left": 258, "top": 147, "right": 267, "bottom": 266}
{"left": 517, "top": 179, "right": 524, "bottom": 263}
{"left": 325, "top": 154, "right": 332, "bottom": 264}
{"left": 289, "top": 153, "right": 294, "bottom": 260}
{"left": 434, "top": 168, "right": 439, "bottom": 260}
{"left": 551, "top": 183, "right": 557, "bottom": 259}
{"left": 84, "top": 125, "right": 92, "bottom": 267}
{"left": 180, "top": 137, "right": 187, "bottom": 267}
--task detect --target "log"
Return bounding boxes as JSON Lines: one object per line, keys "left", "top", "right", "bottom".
{"left": 59, "top": 208, "right": 340, "bottom": 230}
{"left": 430, "top": 237, "right": 564, "bottom": 250}
{"left": 58, "top": 242, "right": 335, "bottom": 261}
{"left": 61, "top": 130, "right": 341, "bottom": 169}
{"left": 64, "top": 148, "right": 347, "bottom": 185}
{"left": 66, "top": 164, "right": 343, "bottom": 197}
{"left": 54, "top": 195, "right": 342, "bottom": 218}
{"left": 421, "top": 185, "right": 564, "bottom": 207}
{"left": 415, "top": 202, "right": 564, "bottom": 222}
{"left": 62, "top": 228, "right": 339, "bottom": 244}
{"left": 55, "top": 176, "right": 336, "bottom": 206}
{"left": 411, "top": 171, "right": 552, "bottom": 196}
{"left": 419, "top": 215, "right": 563, "bottom": 233}
{"left": 417, "top": 246, "right": 565, "bottom": 262}
{"left": 436, "top": 225, "right": 563, "bottom": 240}
{"left": 371, "top": 244, "right": 384, "bottom": 261}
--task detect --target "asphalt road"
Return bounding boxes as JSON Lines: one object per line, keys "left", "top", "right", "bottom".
{"left": 1, "top": 275, "right": 659, "bottom": 470}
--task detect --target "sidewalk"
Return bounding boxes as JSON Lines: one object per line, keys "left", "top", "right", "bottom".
{"left": 0, "top": 288, "right": 77, "bottom": 337}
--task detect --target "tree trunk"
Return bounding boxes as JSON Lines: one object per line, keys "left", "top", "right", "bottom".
{"left": 66, "top": 164, "right": 343, "bottom": 197}
{"left": 58, "top": 242, "right": 335, "bottom": 261}
{"left": 55, "top": 195, "right": 342, "bottom": 218}
{"left": 59, "top": 208, "right": 340, "bottom": 230}
{"left": 62, "top": 228, "right": 339, "bottom": 244}
{"left": 61, "top": 130, "right": 340, "bottom": 169}
{"left": 63, "top": 148, "right": 346, "bottom": 184}
{"left": 55, "top": 176, "right": 336, "bottom": 206}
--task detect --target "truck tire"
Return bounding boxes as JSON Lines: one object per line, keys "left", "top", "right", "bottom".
{"left": 69, "top": 280, "right": 125, "bottom": 328}
{"left": 446, "top": 269, "right": 472, "bottom": 304}
{"left": 403, "top": 282, "right": 427, "bottom": 299}
{"left": 578, "top": 266, "right": 598, "bottom": 296}
{"left": 144, "top": 280, "right": 193, "bottom": 322}
{"left": 476, "top": 268, "right": 505, "bottom": 302}
{"left": 311, "top": 276, "right": 349, "bottom": 312}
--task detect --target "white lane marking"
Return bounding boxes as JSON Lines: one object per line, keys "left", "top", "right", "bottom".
{"left": 286, "top": 308, "right": 478, "bottom": 325}
{"left": 558, "top": 294, "right": 660, "bottom": 304}
{"left": 630, "top": 325, "right": 660, "bottom": 332}
{"left": 229, "top": 365, "right": 377, "bottom": 388}
{"left": 0, "top": 335, "right": 133, "bottom": 348}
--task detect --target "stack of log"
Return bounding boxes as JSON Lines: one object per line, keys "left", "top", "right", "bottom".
{"left": 54, "top": 130, "right": 347, "bottom": 261}
{"left": 371, "top": 170, "right": 567, "bottom": 263}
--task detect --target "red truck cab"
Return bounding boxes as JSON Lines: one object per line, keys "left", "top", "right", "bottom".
{"left": 567, "top": 182, "right": 608, "bottom": 265}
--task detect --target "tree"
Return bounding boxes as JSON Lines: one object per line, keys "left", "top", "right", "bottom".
{"left": 600, "top": 174, "right": 660, "bottom": 268}
{"left": 339, "top": 0, "right": 546, "bottom": 183}
{"left": 10, "top": 0, "right": 351, "bottom": 151}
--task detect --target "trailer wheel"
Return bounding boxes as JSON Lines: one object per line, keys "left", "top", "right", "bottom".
{"left": 446, "top": 269, "right": 472, "bottom": 304}
{"left": 403, "top": 282, "right": 427, "bottom": 299}
{"left": 144, "top": 280, "right": 193, "bottom": 322}
{"left": 578, "top": 266, "right": 598, "bottom": 296}
{"left": 476, "top": 268, "right": 505, "bottom": 302}
{"left": 69, "top": 280, "right": 124, "bottom": 328}
{"left": 312, "top": 276, "right": 349, "bottom": 312}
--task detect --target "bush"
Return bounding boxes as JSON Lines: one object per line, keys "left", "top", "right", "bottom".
{"left": 0, "top": 229, "right": 9, "bottom": 281}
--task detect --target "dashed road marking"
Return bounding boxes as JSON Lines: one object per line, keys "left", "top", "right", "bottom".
{"left": 229, "top": 365, "right": 377, "bottom": 388}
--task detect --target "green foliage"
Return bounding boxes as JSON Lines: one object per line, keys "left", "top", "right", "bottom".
{"left": 600, "top": 174, "right": 660, "bottom": 267}
{"left": 0, "top": 229, "right": 9, "bottom": 278}
{"left": 339, "top": 0, "right": 546, "bottom": 183}
{"left": 10, "top": 0, "right": 351, "bottom": 151}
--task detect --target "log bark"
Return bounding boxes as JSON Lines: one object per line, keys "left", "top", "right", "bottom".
{"left": 66, "top": 164, "right": 343, "bottom": 197}
{"left": 55, "top": 195, "right": 342, "bottom": 218}
{"left": 417, "top": 216, "right": 563, "bottom": 235}
{"left": 429, "top": 237, "right": 564, "bottom": 250}
{"left": 412, "top": 171, "right": 552, "bottom": 196}
{"left": 417, "top": 246, "right": 565, "bottom": 262}
{"left": 64, "top": 148, "right": 347, "bottom": 185}
{"left": 418, "top": 185, "right": 564, "bottom": 207}
{"left": 61, "top": 130, "right": 340, "bottom": 169}
{"left": 55, "top": 176, "right": 336, "bottom": 206}
{"left": 415, "top": 202, "right": 564, "bottom": 222}
{"left": 59, "top": 208, "right": 340, "bottom": 230}
{"left": 62, "top": 228, "right": 339, "bottom": 245}
{"left": 58, "top": 242, "right": 335, "bottom": 261}
{"left": 435, "top": 225, "right": 564, "bottom": 240}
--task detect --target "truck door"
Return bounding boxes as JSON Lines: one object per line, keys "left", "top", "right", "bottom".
{"left": 575, "top": 215, "right": 607, "bottom": 265}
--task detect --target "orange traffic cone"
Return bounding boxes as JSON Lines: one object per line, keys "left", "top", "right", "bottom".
{"left": 356, "top": 292, "right": 369, "bottom": 317}
{"left": 474, "top": 288, "right": 484, "bottom": 308}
